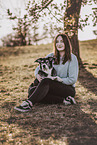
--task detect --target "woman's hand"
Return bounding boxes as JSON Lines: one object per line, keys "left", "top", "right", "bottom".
{"left": 54, "top": 76, "right": 63, "bottom": 82}
{"left": 36, "top": 74, "right": 63, "bottom": 83}
{"left": 47, "top": 75, "right": 63, "bottom": 82}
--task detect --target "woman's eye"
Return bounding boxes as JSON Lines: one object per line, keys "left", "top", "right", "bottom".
{"left": 56, "top": 40, "right": 63, "bottom": 43}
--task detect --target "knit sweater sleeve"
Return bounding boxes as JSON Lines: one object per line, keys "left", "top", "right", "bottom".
{"left": 61, "top": 54, "right": 79, "bottom": 86}
{"left": 34, "top": 66, "right": 39, "bottom": 77}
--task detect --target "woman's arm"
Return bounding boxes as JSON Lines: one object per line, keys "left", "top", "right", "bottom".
{"left": 34, "top": 66, "right": 39, "bottom": 78}
{"left": 61, "top": 54, "right": 79, "bottom": 85}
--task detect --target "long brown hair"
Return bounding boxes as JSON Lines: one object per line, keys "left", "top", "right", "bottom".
{"left": 54, "top": 33, "right": 72, "bottom": 64}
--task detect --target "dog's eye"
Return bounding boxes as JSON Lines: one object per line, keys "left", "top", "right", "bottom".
{"left": 49, "top": 58, "right": 53, "bottom": 61}
{"left": 46, "top": 61, "right": 49, "bottom": 64}
{"left": 41, "top": 60, "right": 44, "bottom": 63}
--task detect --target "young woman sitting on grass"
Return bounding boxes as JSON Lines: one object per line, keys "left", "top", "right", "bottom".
{"left": 14, "top": 33, "right": 79, "bottom": 112}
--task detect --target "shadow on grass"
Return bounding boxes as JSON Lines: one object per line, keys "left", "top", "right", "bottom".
{"left": 1, "top": 64, "right": 97, "bottom": 144}
{"left": 1, "top": 101, "right": 97, "bottom": 145}
{"left": 78, "top": 66, "right": 97, "bottom": 96}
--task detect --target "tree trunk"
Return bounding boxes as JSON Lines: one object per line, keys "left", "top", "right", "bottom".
{"left": 64, "top": 0, "right": 82, "bottom": 66}
{"left": 70, "top": 33, "right": 82, "bottom": 66}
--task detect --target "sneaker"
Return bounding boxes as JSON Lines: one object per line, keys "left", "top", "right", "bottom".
{"left": 63, "top": 98, "right": 71, "bottom": 105}
{"left": 63, "top": 96, "right": 76, "bottom": 105}
{"left": 14, "top": 100, "right": 33, "bottom": 112}
{"left": 68, "top": 96, "right": 76, "bottom": 104}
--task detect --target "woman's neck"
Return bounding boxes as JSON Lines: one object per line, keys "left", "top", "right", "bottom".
{"left": 59, "top": 51, "right": 65, "bottom": 58}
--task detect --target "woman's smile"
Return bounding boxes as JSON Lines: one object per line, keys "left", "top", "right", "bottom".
{"left": 56, "top": 36, "right": 65, "bottom": 51}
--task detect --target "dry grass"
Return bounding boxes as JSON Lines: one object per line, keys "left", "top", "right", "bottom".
{"left": 0, "top": 40, "right": 97, "bottom": 145}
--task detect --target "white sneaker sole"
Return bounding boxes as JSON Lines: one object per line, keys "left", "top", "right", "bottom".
{"left": 14, "top": 107, "right": 31, "bottom": 112}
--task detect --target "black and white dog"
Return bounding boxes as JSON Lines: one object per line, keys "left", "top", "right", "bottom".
{"left": 34, "top": 57, "right": 57, "bottom": 85}
{"left": 35, "top": 57, "right": 57, "bottom": 77}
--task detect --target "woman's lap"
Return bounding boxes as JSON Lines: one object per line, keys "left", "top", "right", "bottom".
{"left": 28, "top": 78, "right": 75, "bottom": 104}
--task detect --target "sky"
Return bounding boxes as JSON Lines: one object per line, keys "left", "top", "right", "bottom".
{"left": 0, "top": 0, "right": 97, "bottom": 46}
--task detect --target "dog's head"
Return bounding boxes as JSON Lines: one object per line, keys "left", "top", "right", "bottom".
{"left": 35, "top": 57, "right": 55, "bottom": 75}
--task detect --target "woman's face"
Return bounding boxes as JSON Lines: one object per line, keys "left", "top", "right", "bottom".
{"left": 56, "top": 36, "right": 65, "bottom": 51}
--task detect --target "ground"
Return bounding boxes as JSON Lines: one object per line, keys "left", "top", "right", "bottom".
{"left": 0, "top": 40, "right": 97, "bottom": 145}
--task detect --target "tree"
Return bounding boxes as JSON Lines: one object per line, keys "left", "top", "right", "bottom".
{"left": 6, "top": 0, "right": 48, "bottom": 46}
{"left": 1, "top": 33, "right": 22, "bottom": 47}
{"left": 27, "top": 0, "right": 97, "bottom": 66}
{"left": 7, "top": 10, "right": 32, "bottom": 46}
{"left": 32, "top": 24, "right": 39, "bottom": 45}
{"left": 64, "top": 0, "right": 82, "bottom": 63}
{"left": 0, "top": 0, "right": 32, "bottom": 46}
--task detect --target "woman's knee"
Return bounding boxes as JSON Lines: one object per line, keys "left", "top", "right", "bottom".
{"left": 69, "top": 86, "right": 75, "bottom": 97}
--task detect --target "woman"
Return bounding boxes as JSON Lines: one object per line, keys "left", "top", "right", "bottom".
{"left": 14, "top": 33, "right": 79, "bottom": 112}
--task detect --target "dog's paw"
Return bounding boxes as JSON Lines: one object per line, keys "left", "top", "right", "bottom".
{"left": 54, "top": 76, "right": 63, "bottom": 82}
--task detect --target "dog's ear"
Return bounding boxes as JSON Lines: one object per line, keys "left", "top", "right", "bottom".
{"left": 52, "top": 56, "right": 56, "bottom": 61}
{"left": 52, "top": 56, "right": 56, "bottom": 63}
{"left": 47, "top": 57, "right": 53, "bottom": 61}
{"left": 48, "top": 57, "right": 56, "bottom": 64}
{"left": 34, "top": 58, "right": 42, "bottom": 63}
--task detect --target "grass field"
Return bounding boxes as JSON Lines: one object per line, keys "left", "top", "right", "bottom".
{"left": 0, "top": 39, "right": 97, "bottom": 145}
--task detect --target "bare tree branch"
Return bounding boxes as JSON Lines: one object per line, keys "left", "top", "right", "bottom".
{"left": 29, "top": 0, "right": 53, "bottom": 15}
{"left": 41, "top": 0, "right": 53, "bottom": 9}
{"left": 46, "top": 7, "right": 63, "bottom": 23}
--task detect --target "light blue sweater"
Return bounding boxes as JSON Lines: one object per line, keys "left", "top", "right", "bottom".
{"left": 35, "top": 53, "right": 79, "bottom": 87}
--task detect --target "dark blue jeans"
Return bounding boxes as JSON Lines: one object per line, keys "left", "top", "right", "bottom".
{"left": 28, "top": 78, "right": 75, "bottom": 104}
